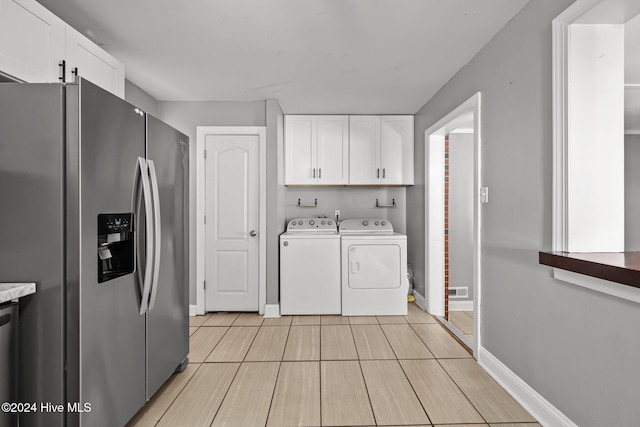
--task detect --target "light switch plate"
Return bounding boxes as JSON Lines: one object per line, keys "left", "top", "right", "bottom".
{"left": 480, "top": 187, "right": 489, "bottom": 203}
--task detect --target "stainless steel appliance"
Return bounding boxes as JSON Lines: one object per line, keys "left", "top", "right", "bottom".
{"left": 0, "top": 303, "right": 18, "bottom": 427}
{"left": 0, "top": 79, "right": 189, "bottom": 427}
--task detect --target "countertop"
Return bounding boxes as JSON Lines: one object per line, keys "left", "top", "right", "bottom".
{"left": 539, "top": 251, "right": 640, "bottom": 288}
{"left": 0, "top": 282, "right": 36, "bottom": 304}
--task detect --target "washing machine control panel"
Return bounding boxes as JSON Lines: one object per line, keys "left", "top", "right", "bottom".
{"left": 339, "top": 219, "right": 394, "bottom": 234}
{"left": 286, "top": 218, "right": 337, "bottom": 233}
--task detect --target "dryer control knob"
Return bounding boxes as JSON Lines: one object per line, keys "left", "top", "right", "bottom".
{"left": 375, "top": 221, "right": 380, "bottom": 226}
{"left": 363, "top": 220, "right": 369, "bottom": 226}
{"left": 328, "top": 220, "right": 333, "bottom": 225}
{"left": 309, "top": 220, "right": 315, "bottom": 225}
{"left": 381, "top": 221, "right": 387, "bottom": 226}
{"left": 321, "top": 220, "right": 326, "bottom": 225}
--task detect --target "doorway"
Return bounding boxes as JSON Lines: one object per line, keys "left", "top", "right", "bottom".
{"left": 445, "top": 131, "right": 475, "bottom": 344}
{"left": 425, "top": 93, "right": 481, "bottom": 356}
{"left": 195, "top": 126, "right": 267, "bottom": 315}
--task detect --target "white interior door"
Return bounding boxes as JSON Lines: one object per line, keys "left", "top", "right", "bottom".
{"left": 205, "top": 133, "right": 259, "bottom": 311}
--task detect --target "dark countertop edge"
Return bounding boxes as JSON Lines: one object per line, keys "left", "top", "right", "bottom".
{"left": 539, "top": 252, "right": 640, "bottom": 289}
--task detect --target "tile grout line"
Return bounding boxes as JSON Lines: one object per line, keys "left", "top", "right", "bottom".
{"left": 263, "top": 357, "right": 284, "bottom": 427}
{"left": 153, "top": 362, "right": 204, "bottom": 427}
{"left": 356, "top": 358, "right": 378, "bottom": 426}
{"left": 396, "top": 357, "right": 434, "bottom": 426}
{"left": 435, "top": 357, "right": 490, "bottom": 426}
{"left": 201, "top": 326, "right": 232, "bottom": 363}
{"left": 206, "top": 362, "right": 242, "bottom": 427}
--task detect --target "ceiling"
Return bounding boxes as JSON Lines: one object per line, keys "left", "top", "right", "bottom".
{"left": 36, "top": 0, "right": 529, "bottom": 114}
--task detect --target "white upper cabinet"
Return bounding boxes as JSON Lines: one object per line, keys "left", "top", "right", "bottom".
{"left": 0, "top": 0, "right": 124, "bottom": 97}
{"left": 349, "top": 115, "right": 414, "bottom": 185}
{"left": 0, "top": 0, "right": 65, "bottom": 82}
{"left": 285, "top": 115, "right": 349, "bottom": 185}
{"left": 349, "top": 116, "right": 380, "bottom": 184}
{"left": 65, "top": 25, "right": 125, "bottom": 97}
{"left": 380, "top": 116, "right": 414, "bottom": 185}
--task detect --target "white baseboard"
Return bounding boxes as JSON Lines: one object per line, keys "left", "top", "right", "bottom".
{"left": 478, "top": 346, "right": 577, "bottom": 427}
{"left": 263, "top": 304, "right": 280, "bottom": 318}
{"left": 189, "top": 305, "right": 198, "bottom": 316}
{"left": 449, "top": 300, "right": 474, "bottom": 311}
{"left": 412, "top": 290, "right": 427, "bottom": 311}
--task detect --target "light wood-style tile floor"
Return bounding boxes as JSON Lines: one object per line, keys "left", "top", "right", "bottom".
{"left": 127, "top": 303, "right": 539, "bottom": 427}
{"left": 449, "top": 310, "right": 475, "bottom": 343}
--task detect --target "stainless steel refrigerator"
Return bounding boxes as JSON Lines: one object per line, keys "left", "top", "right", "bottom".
{"left": 0, "top": 79, "right": 189, "bottom": 427}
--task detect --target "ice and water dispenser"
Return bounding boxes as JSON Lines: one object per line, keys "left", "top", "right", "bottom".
{"left": 97, "top": 213, "right": 134, "bottom": 283}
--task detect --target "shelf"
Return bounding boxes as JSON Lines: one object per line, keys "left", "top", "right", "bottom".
{"left": 539, "top": 251, "right": 640, "bottom": 289}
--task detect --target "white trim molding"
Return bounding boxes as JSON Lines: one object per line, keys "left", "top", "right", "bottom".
{"left": 424, "top": 92, "right": 482, "bottom": 358}
{"left": 551, "top": 0, "right": 640, "bottom": 299}
{"left": 553, "top": 268, "right": 640, "bottom": 304}
{"left": 263, "top": 304, "right": 281, "bottom": 318}
{"left": 412, "top": 290, "right": 427, "bottom": 311}
{"left": 189, "top": 305, "right": 198, "bottom": 316}
{"left": 449, "top": 300, "right": 474, "bottom": 311}
{"left": 195, "top": 126, "right": 267, "bottom": 315}
{"left": 478, "top": 347, "right": 578, "bottom": 427}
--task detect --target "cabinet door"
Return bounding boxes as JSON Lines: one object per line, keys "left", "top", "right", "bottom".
{"left": 0, "top": 0, "right": 65, "bottom": 82}
{"left": 349, "top": 115, "right": 380, "bottom": 184}
{"left": 317, "top": 115, "right": 349, "bottom": 185}
{"left": 66, "top": 25, "right": 125, "bottom": 97}
{"left": 380, "top": 116, "right": 414, "bottom": 185}
{"left": 285, "top": 115, "right": 317, "bottom": 185}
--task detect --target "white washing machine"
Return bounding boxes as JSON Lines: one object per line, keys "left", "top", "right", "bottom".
{"left": 339, "top": 219, "right": 408, "bottom": 316}
{"left": 280, "top": 217, "right": 341, "bottom": 314}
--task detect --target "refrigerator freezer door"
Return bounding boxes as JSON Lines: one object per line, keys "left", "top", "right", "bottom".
{"left": 145, "top": 115, "right": 189, "bottom": 398}
{"left": 66, "top": 80, "right": 147, "bottom": 427}
{"left": 0, "top": 83, "right": 66, "bottom": 427}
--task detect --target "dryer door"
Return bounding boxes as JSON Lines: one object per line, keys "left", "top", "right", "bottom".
{"left": 347, "top": 244, "right": 401, "bottom": 289}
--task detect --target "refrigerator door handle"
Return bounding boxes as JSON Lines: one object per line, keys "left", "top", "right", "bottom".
{"left": 147, "top": 159, "right": 162, "bottom": 311}
{"left": 133, "top": 157, "right": 154, "bottom": 315}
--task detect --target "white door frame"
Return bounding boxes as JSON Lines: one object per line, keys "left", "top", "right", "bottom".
{"left": 424, "top": 92, "right": 482, "bottom": 356}
{"left": 195, "top": 126, "right": 267, "bottom": 315}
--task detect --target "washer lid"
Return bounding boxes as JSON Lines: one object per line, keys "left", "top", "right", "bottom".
{"left": 286, "top": 217, "right": 337, "bottom": 234}
{"left": 339, "top": 219, "right": 394, "bottom": 234}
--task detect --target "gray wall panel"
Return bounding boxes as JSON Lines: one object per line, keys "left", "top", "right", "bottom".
{"left": 125, "top": 79, "right": 159, "bottom": 116}
{"left": 407, "top": 1, "right": 640, "bottom": 425}
{"left": 158, "top": 101, "right": 266, "bottom": 305}
{"left": 448, "top": 133, "right": 474, "bottom": 301}
{"left": 625, "top": 134, "right": 640, "bottom": 250}
{"left": 266, "top": 100, "right": 285, "bottom": 304}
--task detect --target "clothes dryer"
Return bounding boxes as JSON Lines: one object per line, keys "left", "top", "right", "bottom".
{"left": 339, "top": 219, "right": 408, "bottom": 316}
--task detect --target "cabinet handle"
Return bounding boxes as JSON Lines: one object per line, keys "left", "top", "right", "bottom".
{"left": 58, "top": 60, "right": 66, "bottom": 82}
{"left": 71, "top": 67, "right": 79, "bottom": 83}
{"left": 377, "top": 168, "right": 380, "bottom": 178}
{"left": 383, "top": 168, "right": 386, "bottom": 178}
{"left": 313, "top": 168, "right": 316, "bottom": 178}
{"left": 319, "top": 168, "right": 322, "bottom": 179}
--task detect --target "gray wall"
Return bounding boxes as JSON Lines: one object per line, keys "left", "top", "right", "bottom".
{"left": 124, "top": 79, "right": 159, "bottom": 117}
{"left": 448, "top": 132, "right": 474, "bottom": 302}
{"left": 266, "top": 100, "right": 286, "bottom": 304}
{"left": 407, "top": 1, "right": 640, "bottom": 425}
{"left": 158, "top": 101, "right": 267, "bottom": 304}
{"left": 285, "top": 187, "right": 407, "bottom": 234}
{"left": 625, "top": 134, "right": 640, "bottom": 250}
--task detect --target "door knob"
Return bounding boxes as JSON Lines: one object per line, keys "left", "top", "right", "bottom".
{"left": 250, "top": 230, "right": 257, "bottom": 237}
